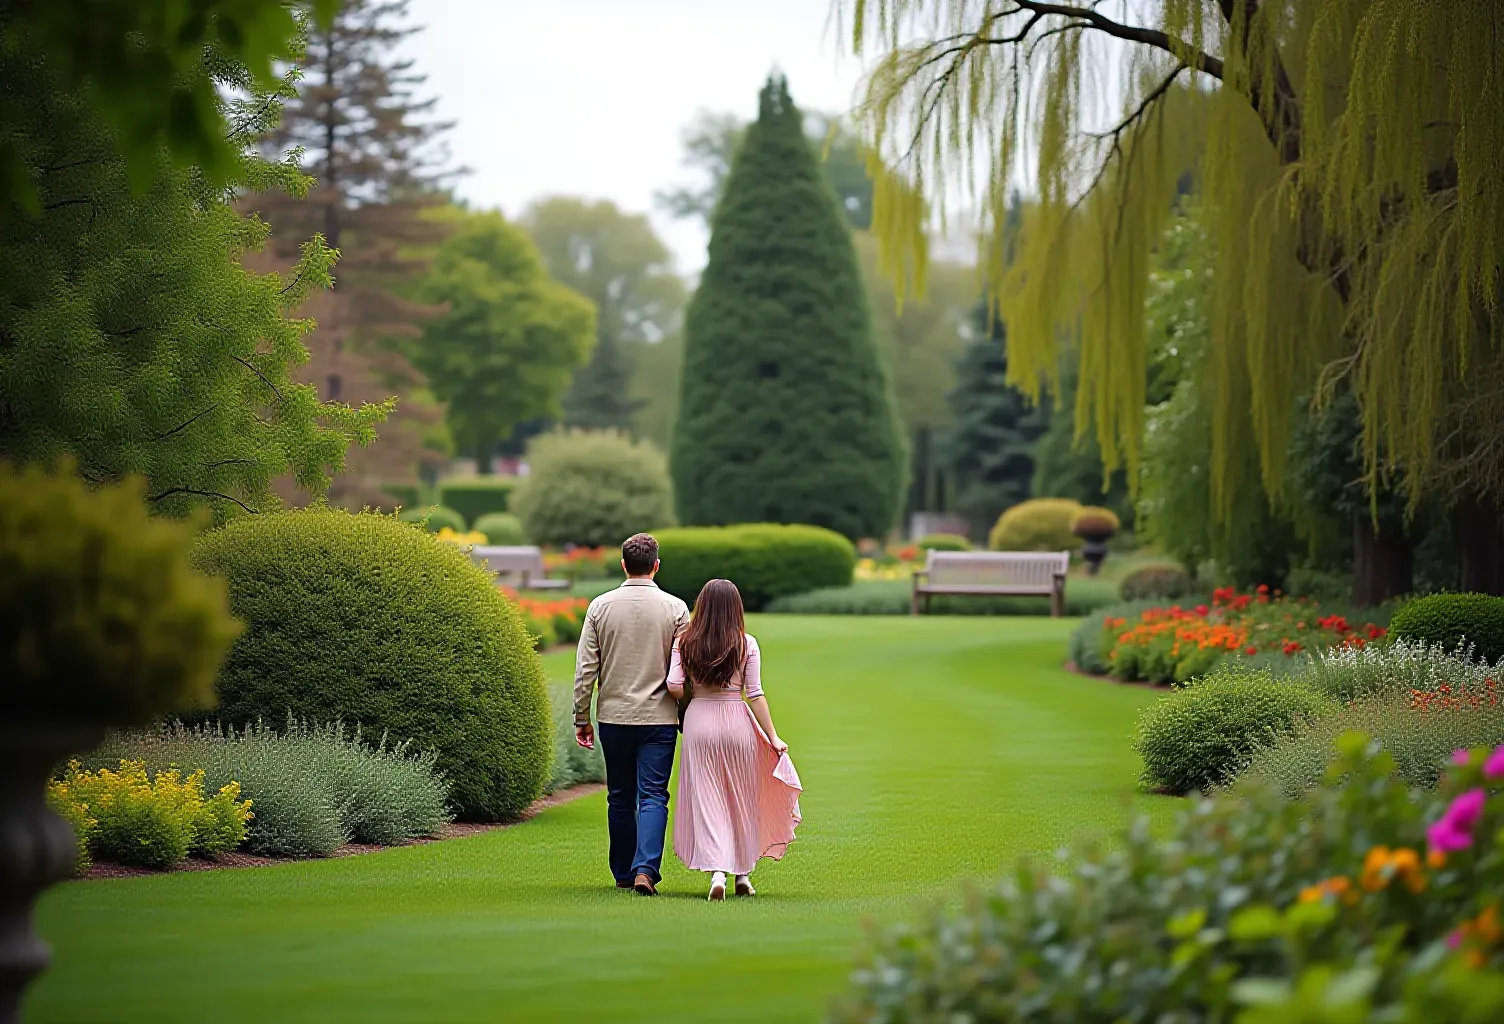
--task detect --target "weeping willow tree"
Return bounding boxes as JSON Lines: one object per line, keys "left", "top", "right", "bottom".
{"left": 844, "top": 0, "right": 1504, "bottom": 593}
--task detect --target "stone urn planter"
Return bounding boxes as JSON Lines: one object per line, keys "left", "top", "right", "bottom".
{"left": 1070, "top": 506, "right": 1121, "bottom": 576}
{"left": 0, "top": 722, "right": 102, "bottom": 1024}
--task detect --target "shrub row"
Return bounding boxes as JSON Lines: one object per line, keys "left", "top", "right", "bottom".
{"left": 836, "top": 740, "right": 1504, "bottom": 1020}
{"left": 766, "top": 578, "right": 1121, "bottom": 617}
{"left": 439, "top": 477, "right": 517, "bottom": 525}
{"left": 83, "top": 719, "right": 452, "bottom": 859}
{"left": 654, "top": 524, "right": 856, "bottom": 611}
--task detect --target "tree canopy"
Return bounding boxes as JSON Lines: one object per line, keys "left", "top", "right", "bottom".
{"left": 413, "top": 210, "right": 596, "bottom": 471}
{"left": 844, "top": 1, "right": 1503, "bottom": 545}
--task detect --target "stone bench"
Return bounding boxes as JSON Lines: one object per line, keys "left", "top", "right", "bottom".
{"left": 911, "top": 550, "right": 1070, "bottom": 616}
{"left": 469, "top": 545, "right": 570, "bottom": 591}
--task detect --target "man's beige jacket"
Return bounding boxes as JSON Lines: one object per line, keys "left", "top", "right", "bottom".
{"left": 573, "top": 578, "right": 690, "bottom": 727}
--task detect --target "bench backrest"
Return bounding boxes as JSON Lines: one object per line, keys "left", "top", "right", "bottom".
{"left": 924, "top": 550, "right": 1069, "bottom": 588}
{"left": 470, "top": 545, "right": 547, "bottom": 577}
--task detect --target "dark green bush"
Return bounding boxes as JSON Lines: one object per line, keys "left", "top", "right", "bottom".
{"left": 397, "top": 504, "right": 467, "bottom": 533}
{"left": 511, "top": 431, "right": 674, "bottom": 548}
{"left": 654, "top": 524, "right": 856, "bottom": 611}
{"left": 916, "top": 533, "right": 971, "bottom": 551}
{"left": 191, "top": 508, "right": 552, "bottom": 821}
{"left": 474, "top": 512, "right": 527, "bottom": 546}
{"left": 383, "top": 483, "right": 422, "bottom": 510}
{"left": 439, "top": 478, "right": 517, "bottom": 524}
{"left": 1390, "top": 591, "right": 1504, "bottom": 663}
{"left": 1119, "top": 563, "right": 1194, "bottom": 601}
{"left": 1133, "top": 665, "right": 1334, "bottom": 793}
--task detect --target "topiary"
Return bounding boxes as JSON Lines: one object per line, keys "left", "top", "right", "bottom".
{"left": 1133, "top": 665, "right": 1335, "bottom": 794}
{"left": 511, "top": 430, "right": 674, "bottom": 548}
{"left": 190, "top": 508, "right": 552, "bottom": 821}
{"left": 671, "top": 75, "right": 906, "bottom": 541}
{"left": 1070, "top": 505, "right": 1121, "bottom": 540}
{"left": 917, "top": 533, "right": 971, "bottom": 551}
{"left": 1389, "top": 592, "right": 1504, "bottom": 664}
{"left": 988, "top": 498, "right": 1084, "bottom": 551}
{"left": 654, "top": 524, "right": 856, "bottom": 611}
{"left": 397, "top": 504, "right": 467, "bottom": 534}
{"left": 439, "top": 478, "right": 518, "bottom": 525}
{"left": 1, "top": 460, "right": 240, "bottom": 726}
{"left": 1119, "top": 564, "right": 1194, "bottom": 601}
{"left": 473, "top": 512, "right": 527, "bottom": 546}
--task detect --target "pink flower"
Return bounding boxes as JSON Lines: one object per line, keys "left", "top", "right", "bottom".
{"left": 1485, "top": 745, "right": 1504, "bottom": 781}
{"left": 1428, "top": 788, "right": 1487, "bottom": 854}
{"left": 1453, "top": 749, "right": 1475, "bottom": 767}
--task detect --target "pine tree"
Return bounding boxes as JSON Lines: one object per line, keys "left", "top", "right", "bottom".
{"left": 0, "top": 36, "right": 386, "bottom": 521}
{"left": 945, "top": 306, "right": 1048, "bottom": 537}
{"left": 672, "top": 76, "right": 906, "bottom": 540}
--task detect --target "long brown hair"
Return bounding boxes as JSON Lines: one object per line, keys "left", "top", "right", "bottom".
{"left": 678, "top": 579, "right": 747, "bottom": 686}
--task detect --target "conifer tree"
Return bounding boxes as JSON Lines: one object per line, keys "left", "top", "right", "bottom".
{"left": 672, "top": 76, "right": 906, "bottom": 540}
{"left": 0, "top": 37, "right": 386, "bottom": 521}
{"left": 945, "top": 305, "right": 1048, "bottom": 537}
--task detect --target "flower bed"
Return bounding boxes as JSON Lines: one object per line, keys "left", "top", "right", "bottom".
{"left": 506, "top": 589, "right": 588, "bottom": 648}
{"left": 542, "top": 546, "right": 614, "bottom": 581}
{"left": 1103, "top": 585, "right": 1388, "bottom": 684}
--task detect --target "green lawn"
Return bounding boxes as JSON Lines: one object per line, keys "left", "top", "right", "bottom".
{"left": 29, "top": 616, "right": 1172, "bottom": 1023}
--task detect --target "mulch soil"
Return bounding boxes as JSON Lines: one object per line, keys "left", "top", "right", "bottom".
{"left": 80, "top": 782, "right": 604, "bottom": 881}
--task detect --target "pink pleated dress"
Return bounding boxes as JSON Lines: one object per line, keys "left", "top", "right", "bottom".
{"left": 671, "top": 634, "right": 802, "bottom": 876}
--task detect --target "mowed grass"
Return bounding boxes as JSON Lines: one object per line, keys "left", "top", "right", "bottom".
{"left": 29, "top": 616, "right": 1173, "bottom": 1023}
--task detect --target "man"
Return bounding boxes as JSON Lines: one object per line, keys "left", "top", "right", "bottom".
{"left": 574, "top": 532, "right": 689, "bottom": 896}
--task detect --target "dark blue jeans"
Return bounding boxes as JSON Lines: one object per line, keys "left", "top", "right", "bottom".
{"left": 597, "top": 722, "right": 677, "bottom": 884}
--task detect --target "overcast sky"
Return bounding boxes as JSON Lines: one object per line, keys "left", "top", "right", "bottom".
{"left": 406, "top": 0, "right": 871, "bottom": 276}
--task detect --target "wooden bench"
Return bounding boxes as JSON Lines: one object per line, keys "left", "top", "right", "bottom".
{"left": 469, "top": 545, "right": 570, "bottom": 591}
{"left": 911, "top": 550, "right": 1070, "bottom": 616}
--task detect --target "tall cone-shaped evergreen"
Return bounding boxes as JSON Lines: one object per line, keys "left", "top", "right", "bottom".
{"left": 672, "top": 75, "right": 905, "bottom": 540}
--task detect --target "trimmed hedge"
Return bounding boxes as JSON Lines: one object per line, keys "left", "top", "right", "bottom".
{"left": 512, "top": 431, "right": 675, "bottom": 548}
{"left": 1133, "top": 665, "right": 1334, "bottom": 794}
{"left": 191, "top": 508, "right": 553, "bottom": 821}
{"left": 988, "top": 498, "right": 1084, "bottom": 551}
{"left": 916, "top": 533, "right": 971, "bottom": 551}
{"left": 398, "top": 504, "right": 467, "bottom": 533}
{"left": 474, "top": 512, "right": 527, "bottom": 546}
{"left": 1118, "top": 563, "right": 1194, "bottom": 601}
{"left": 1390, "top": 591, "right": 1504, "bottom": 663}
{"left": 439, "top": 478, "right": 517, "bottom": 525}
{"left": 654, "top": 524, "right": 856, "bottom": 611}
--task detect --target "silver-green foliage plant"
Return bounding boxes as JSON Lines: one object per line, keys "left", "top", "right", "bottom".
{"left": 546, "top": 685, "right": 605, "bottom": 794}
{"left": 1302, "top": 639, "right": 1499, "bottom": 702}
{"left": 88, "top": 719, "right": 451, "bottom": 856}
{"left": 512, "top": 431, "right": 674, "bottom": 548}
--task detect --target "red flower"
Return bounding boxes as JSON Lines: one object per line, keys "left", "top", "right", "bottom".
{"left": 1257, "top": 584, "right": 1270, "bottom": 594}
{"left": 1245, "top": 646, "right": 1258, "bottom": 656}
{"left": 1282, "top": 640, "right": 1303, "bottom": 656}
{"left": 1195, "top": 604, "right": 1210, "bottom": 617}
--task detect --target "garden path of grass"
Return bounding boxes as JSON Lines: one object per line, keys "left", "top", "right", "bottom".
{"left": 29, "top": 616, "right": 1173, "bottom": 1023}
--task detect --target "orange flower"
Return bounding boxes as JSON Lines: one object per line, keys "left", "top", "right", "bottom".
{"left": 1299, "top": 875, "right": 1353, "bottom": 904}
{"left": 1360, "top": 845, "right": 1427, "bottom": 893}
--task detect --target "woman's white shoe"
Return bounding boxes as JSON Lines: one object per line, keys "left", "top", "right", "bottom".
{"left": 708, "top": 871, "right": 727, "bottom": 901}
{"left": 734, "top": 874, "right": 755, "bottom": 897}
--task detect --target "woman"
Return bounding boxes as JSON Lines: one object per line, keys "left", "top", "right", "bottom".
{"left": 668, "top": 579, "right": 801, "bottom": 901}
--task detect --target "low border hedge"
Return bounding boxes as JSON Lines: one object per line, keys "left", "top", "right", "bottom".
{"left": 654, "top": 524, "right": 856, "bottom": 611}
{"left": 439, "top": 478, "right": 517, "bottom": 525}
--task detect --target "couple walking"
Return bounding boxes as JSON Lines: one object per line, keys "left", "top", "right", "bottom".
{"left": 573, "top": 533, "right": 801, "bottom": 900}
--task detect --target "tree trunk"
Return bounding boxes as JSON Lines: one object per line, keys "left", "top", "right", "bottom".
{"left": 1456, "top": 493, "right": 1504, "bottom": 595}
{"left": 1352, "top": 515, "right": 1413, "bottom": 609}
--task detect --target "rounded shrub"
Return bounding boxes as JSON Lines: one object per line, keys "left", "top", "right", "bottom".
{"left": 1133, "top": 666, "right": 1334, "bottom": 794}
{"left": 397, "top": 504, "right": 467, "bottom": 534}
{"left": 439, "top": 478, "right": 517, "bottom": 525}
{"left": 1070, "top": 505, "right": 1120, "bottom": 539}
{"left": 916, "top": 533, "right": 971, "bottom": 551}
{"left": 1, "top": 459, "right": 240, "bottom": 725}
{"left": 988, "top": 498, "right": 1084, "bottom": 551}
{"left": 474, "top": 512, "right": 527, "bottom": 546}
{"left": 654, "top": 524, "right": 856, "bottom": 611}
{"left": 191, "top": 508, "right": 552, "bottom": 821}
{"left": 1119, "top": 564, "right": 1194, "bottom": 601}
{"left": 1389, "top": 592, "right": 1504, "bottom": 663}
{"left": 512, "top": 431, "right": 674, "bottom": 548}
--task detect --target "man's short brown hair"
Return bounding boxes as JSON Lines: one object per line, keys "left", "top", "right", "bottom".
{"left": 621, "top": 533, "right": 659, "bottom": 576}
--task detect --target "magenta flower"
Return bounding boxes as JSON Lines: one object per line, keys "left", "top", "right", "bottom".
{"left": 1485, "top": 745, "right": 1504, "bottom": 781}
{"left": 1428, "top": 788, "right": 1487, "bottom": 854}
{"left": 1452, "top": 749, "right": 1474, "bottom": 767}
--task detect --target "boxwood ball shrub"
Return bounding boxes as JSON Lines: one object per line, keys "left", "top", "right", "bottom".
{"left": 511, "top": 430, "right": 674, "bottom": 548}
{"left": 397, "top": 503, "right": 467, "bottom": 534}
{"left": 439, "top": 478, "right": 517, "bottom": 525}
{"left": 1390, "top": 592, "right": 1504, "bottom": 663}
{"left": 654, "top": 524, "right": 856, "bottom": 611}
{"left": 988, "top": 497, "right": 1084, "bottom": 551}
{"left": 1119, "top": 563, "right": 1194, "bottom": 601}
{"left": 191, "top": 508, "right": 552, "bottom": 821}
{"left": 474, "top": 512, "right": 527, "bottom": 546}
{"left": 916, "top": 533, "right": 971, "bottom": 551}
{"left": 1133, "top": 664, "right": 1334, "bottom": 793}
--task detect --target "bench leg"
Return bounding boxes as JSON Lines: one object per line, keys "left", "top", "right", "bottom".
{"left": 1051, "top": 578, "right": 1064, "bottom": 617}
{"left": 911, "top": 587, "right": 920, "bottom": 616}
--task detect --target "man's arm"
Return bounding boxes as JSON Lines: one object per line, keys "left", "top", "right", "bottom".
{"left": 573, "top": 607, "right": 600, "bottom": 747}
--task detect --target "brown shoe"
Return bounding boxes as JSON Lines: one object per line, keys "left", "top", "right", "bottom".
{"left": 632, "top": 873, "right": 658, "bottom": 896}
{"left": 615, "top": 879, "right": 634, "bottom": 889}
